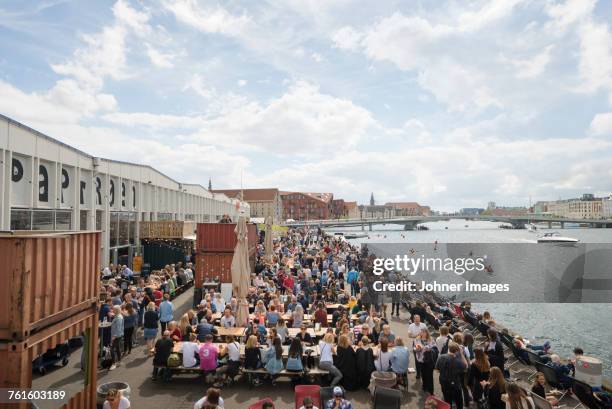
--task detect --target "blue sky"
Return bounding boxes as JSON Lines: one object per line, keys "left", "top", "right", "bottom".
{"left": 1, "top": 0, "right": 612, "bottom": 211}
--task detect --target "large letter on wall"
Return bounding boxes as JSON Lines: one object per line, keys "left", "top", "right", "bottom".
{"left": 39, "top": 164, "right": 49, "bottom": 202}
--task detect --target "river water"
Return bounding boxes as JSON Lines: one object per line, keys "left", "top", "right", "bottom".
{"left": 328, "top": 219, "right": 612, "bottom": 377}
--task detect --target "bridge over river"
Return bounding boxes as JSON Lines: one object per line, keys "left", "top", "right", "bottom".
{"left": 285, "top": 215, "right": 612, "bottom": 231}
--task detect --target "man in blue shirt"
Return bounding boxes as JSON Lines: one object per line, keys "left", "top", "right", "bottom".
{"left": 159, "top": 293, "right": 173, "bottom": 333}
{"left": 347, "top": 268, "right": 359, "bottom": 296}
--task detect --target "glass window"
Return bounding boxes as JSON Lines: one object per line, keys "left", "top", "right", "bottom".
{"left": 128, "top": 212, "right": 136, "bottom": 245}
{"left": 32, "top": 210, "right": 54, "bottom": 230}
{"left": 80, "top": 210, "right": 88, "bottom": 231}
{"left": 55, "top": 210, "right": 72, "bottom": 230}
{"left": 10, "top": 209, "right": 32, "bottom": 230}
{"left": 118, "top": 212, "right": 129, "bottom": 245}
{"left": 96, "top": 210, "right": 103, "bottom": 231}
{"left": 109, "top": 212, "right": 119, "bottom": 247}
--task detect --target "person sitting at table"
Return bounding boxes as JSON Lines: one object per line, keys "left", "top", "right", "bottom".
{"left": 267, "top": 328, "right": 279, "bottom": 347}
{"left": 331, "top": 306, "right": 345, "bottom": 328}
{"left": 254, "top": 300, "right": 267, "bottom": 319}
{"left": 286, "top": 337, "right": 304, "bottom": 375}
{"left": 220, "top": 308, "right": 236, "bottom": 328}
{"left": 381, "top": 325, "right": 396, "bottom": 346}
{"left": 271, "top": 295, "right": 285, "bottom": 314}
{"left": 355, "top": 325, "right": 371, "bottom": 345}
{"left": 266, "top": 305, "right": 281, "bottom": 328}
{"left": 325, "top": 386, "right": 354, "bottom": 409}
{"left": 179, "top": 314, "right": 194, "bottom": 342}
{"left": 391, "top": 336, "right": 410, "bottom": 381}
{"left": 264, "top": 337, "right": 284, "bottom": 385}
{"left": 336, "top": 334, "right": 359, "bottom": 391}
{"left": 355, "top": 336, "right": 376, "bottom": 389}
{"left": 319, "top": 332, "right": 342, "bottom": 387}
{"left": 338, "top": 323, "right": 354, "bottom": 345}
{"left": 182, "top": 333, "right": 200, "bottom": 368}
{"left": 196, "top": 318, "right": 217, "bottom": 342}
{"left": 374, "top": 337, "right": 392, "bottom": 372}
{"left": 244, "top": 335, "right": 264, "bottom": 387}
{"left": 292, "top": 303, "right": 304, "bottom": 328}
{"left": 371, "top": 318, "right": 383, "bottom": 345}
{"left": 168, "top": 321, "right": 181, "bottom": 343}
{"left": 199, "top": 334, "right": 220, "bottom": 383}
{"left": 215, "top": 335, "right": 240, "bottom": 387}
{"left": 213, "top": 293, "right": 226, "bottom": 314}
{"left": 187, "top": 309, "right": 198, "bottom": 326}
{"left": 294, "top": 324, "right": 311, "bottom": 344}
{"left": 314, "top": 302, "right": 328, "bottom": 327}
{"left": 196, "top": 304, "right": 206, "bottom": 323}
{"left": 276, "top": 318, "right": 289, "bottom": 344}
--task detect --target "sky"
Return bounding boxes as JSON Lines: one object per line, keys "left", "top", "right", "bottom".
{"left": 1, "top": 0, "right": 612, "bottom": 212}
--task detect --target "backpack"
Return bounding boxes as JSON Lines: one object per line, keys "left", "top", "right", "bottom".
{"left": 167, "top": 353, "right": 181, "bottom": 367}
{"left": 441, "top": 336, "right": 451, "bottom": 354}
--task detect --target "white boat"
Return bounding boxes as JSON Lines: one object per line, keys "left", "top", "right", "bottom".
{"left": 344, "top": 232, "right": 369, "bottom": 239}
{"left": 537, "top": 232, "right": 579, "bottom": 243}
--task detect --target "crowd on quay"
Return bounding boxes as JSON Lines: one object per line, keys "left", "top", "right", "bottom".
{"left": 98, "top": 225, "right": 607, "bottom": 409}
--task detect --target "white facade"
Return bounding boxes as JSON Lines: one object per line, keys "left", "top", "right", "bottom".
{"left": 603, "top": 196, "right": 612, "bottom": 218}
{"left": 0, "top": 114, "right": 249, "bottom": 265}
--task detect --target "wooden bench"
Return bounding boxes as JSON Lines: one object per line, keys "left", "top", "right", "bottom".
{"left": 241, "top": 368, "right": 329, "bottom": 388}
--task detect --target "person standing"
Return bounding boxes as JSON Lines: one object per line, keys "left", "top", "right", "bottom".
{"left": 407, "top": 314, "right": 427, "bottom": 378}
{"left": 122, "top": 304, "right": 137, "bottom": 355}
{"left": 435, "top": 342, "right": 468, "bottom": 409}
{"left": 152, "top": 331, "right": 174, "bottom": 382}
{"left": 159, "top": 293, "right": 173, "bottom": 333}
{"left": 109, "top": 306, "right": 124, "bottom": 371}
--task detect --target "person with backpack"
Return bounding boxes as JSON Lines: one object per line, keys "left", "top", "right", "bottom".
{"left": 435, "top": 342, "right": 468, "bottom": 409}
{"left": 415, "top": 328, "right": 437, "bottom": 394}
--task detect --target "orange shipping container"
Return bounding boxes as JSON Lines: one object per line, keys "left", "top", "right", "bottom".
{"left": 0, "top": 232, "right": 100, "bottom": 342}
{"left": 0, "top": 308, "right": 98, "bottom": 409}
{"left": 196, "top": 223, "right": 258, "bottom": 253}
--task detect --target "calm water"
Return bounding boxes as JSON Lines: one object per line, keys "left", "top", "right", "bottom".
{"left": 330, "top": 219, "right": 612, "bottom": 377}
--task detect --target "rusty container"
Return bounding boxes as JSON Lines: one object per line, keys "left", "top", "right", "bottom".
{"left": 0, "top": 309, "right": 98, "bottom": 409}
{"left": 195, "top": 252, "right": 256, "bottom": 286}
{"left": 196, "top": 223, "right": 258, "bottom": 253}
{"left": 0, "top": 232, "right": 100, "bottom": 342}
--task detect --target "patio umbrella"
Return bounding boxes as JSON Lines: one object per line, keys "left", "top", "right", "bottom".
{"left": 264, "top": 215, "right": 274, "bottom": 261}
{"left": 231, "top": 216, "right": 251, "bottom": 326}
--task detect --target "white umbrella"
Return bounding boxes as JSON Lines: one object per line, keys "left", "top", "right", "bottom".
{"left": 231, "top": 216, "right": 251, "bottom": 326}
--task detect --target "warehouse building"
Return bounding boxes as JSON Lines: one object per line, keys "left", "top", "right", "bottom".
{"left": 0, "top": 114, "right": 249, "bottom": 266}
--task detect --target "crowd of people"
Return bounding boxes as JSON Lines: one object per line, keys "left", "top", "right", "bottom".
{"left": 98, "top": 225, "right": 603, "bottom": 409}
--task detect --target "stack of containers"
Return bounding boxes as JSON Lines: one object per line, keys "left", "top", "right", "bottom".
{"left": 195, "top": 223, "right": 258, "bottom": 286}
{"left": 0, "top": 231, "right": 100, "bottom": 409}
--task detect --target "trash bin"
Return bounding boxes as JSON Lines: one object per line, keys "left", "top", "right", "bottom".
{"left": 97, "top": 382, "right": 131, "bottom": 408}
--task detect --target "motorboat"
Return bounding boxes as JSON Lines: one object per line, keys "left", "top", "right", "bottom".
{"left": 537, "top": 232, "right": 579, "bottom": 243}
{"left": 344, "top": 232, "right": 369, "bottom": 239}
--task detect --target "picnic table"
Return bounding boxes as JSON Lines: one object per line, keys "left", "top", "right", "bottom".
{"left": 172, "top": 342, "right": 320, "bottom": 359}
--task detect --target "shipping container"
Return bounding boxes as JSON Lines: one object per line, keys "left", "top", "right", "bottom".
{"left": 139, "top": 221, "right": 196, "bottom": 239}
{"left": 0, "top": 232, "right": 100, "bottom": 342}
{"left": 195, "top": 252, "right": 255, "bottom": 286}
{"left": 142, "top": 239, "right": 190, "bottom": 270}
{"left": 196, "top": 223, "right": 258, "bottom": 253}
{"left": 0, "top": 308, "right": 98, "bottom": 409}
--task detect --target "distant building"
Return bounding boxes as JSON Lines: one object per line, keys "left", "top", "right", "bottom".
{"left": 331, "top": 198, "right": 347, "bottom": 219}
{"left": 384, "top": 202, "right": 430, "bottom": 216}
{"left": 344, "top": 201, "right": 359, "bottom": 219}
{"left": 361, "top": 204, "right": 394, "bottom": 219}
{"left": 460, "top": 208, "right": 485, "bottom": 216}
{"left": 603, "top": 196, "right": 612, "bottom": 218}
{"left": 533, "top": 201, "right": 550, "bottom": 214}
{"left": 485, "top": 206, "right": 529, "bottom": 217}
{"left": 487, "top": 201, "right": 496, "bottom": 210}
{"left": 213, "top": 188, "right": 282, "bottom": 223}
{"left": 280, "top": 191, "right": 333, "bottom": 221}
{"left": 547, "top": 196, "right": 603, "bottom": 219}
{"left": 370, "top": 192, "right": 375, "bottom": 206}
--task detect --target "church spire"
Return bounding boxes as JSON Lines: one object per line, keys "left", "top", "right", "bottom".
{"left": 370, "top": 192, "right": 375, "bottom": 206}
{"left": 208, "top": 177, "right": 212, "bottom": 191}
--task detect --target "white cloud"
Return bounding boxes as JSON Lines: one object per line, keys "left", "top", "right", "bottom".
{"left": 577, "top": 20, "right": 612, "bottom": 93}
{"left": 590, "top": 112, "right": 612, "bottom": 135}
{"left": 188, "top": 81, "right": 375, "bottom": 155}
{"left": 332, "top": 26, "right": 363, "bottom": 51}
{"left": 238, "top": 79, "right": 247, "bottom": 87}
{"left": 102, "top": 112, "right": 205, "bottom": 130}
{"left": 457, "top": 0, "right": 525, "bottom": 32}
{"left": 544, "top": 0, "right": 596, "bottom": 32}
{"left": 417, "top": 60, "right": 502, "bottom": 113}
{"left": 183, "top": 74, "right": 215, "bottom": 99}
{"left": 145, "top": 43, "right": 181, "bottom": 68}
{"left": 311, "top": 52, "right": 323, "bottom": 63}
{"left": 163, "top": 0, "right": 251, "bottom": 37}
{"left": 504, "top": 45, "right": 554, "bottom": 79}
{"left": 112, "top": 0, "right": 151, "bottom": 35}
